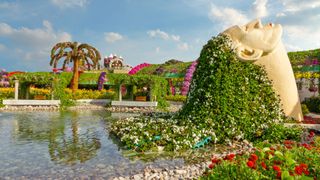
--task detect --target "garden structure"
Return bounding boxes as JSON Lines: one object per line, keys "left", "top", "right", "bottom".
{"left": 295, "top": 58, "right": 320, "bottom": 100}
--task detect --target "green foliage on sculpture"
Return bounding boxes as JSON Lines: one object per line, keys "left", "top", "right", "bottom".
{"left": 178, "top": 34, "right": 284, "bottom": 142}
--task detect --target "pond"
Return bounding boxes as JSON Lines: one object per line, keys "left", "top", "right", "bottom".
{"left": 0, "top": 110, "right": 184, "bottom": 179}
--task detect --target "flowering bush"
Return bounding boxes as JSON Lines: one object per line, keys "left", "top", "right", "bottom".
{"left": 181, "top": 61, "right": 198, "bottom": 95}
{"left": 97, "top": 72, "right": 107, "bottom": 90}
{"left": 128, "top": 63, "right": 151, "bottom": 75}
{"left": 0, "top": 69, "right": 10, "bottom": 87}
{"left": 0, "top": 87, "right": 14, "bottom": 99}
{"left": 202, "top": 131, "right": 320, "bottom": 179}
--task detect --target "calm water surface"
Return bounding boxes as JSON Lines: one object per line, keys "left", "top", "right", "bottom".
{"left": 0, "top": 110, "right": 183, "bottom": 178}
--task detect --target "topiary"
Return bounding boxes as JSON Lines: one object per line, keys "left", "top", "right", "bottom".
{"left": 177, "top": 34, "right": 284, "bottom": 142}
{"left": 111, "top": 35, "right": 288, "bottom": 151}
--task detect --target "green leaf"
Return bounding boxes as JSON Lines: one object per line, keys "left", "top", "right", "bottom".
{"left": 274, "top": 151, "right": 283, "bottom": 157}
{"left": 300, "top": 176, "right": 314, "bottom": 180}
{"left": 281, "top": 171, "right": 293, "bottom": 180}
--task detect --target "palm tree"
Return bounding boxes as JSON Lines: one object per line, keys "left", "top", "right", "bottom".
{"left": 50, "top": 42, "right": 101, "bottom": 92}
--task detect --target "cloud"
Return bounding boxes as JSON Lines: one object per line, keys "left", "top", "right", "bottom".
{"left": 148, "top": 29, "right": 170, "bottom": 40}
{"left": 171, "top": 35, "right": 180, "bottom": 42}
{"left": 147, "top": 29, "right": 180, "bottom": 41}
{"left": 51, "top": 0, "right": 89, "bottom": 8}
{"left": 208, "top": 3, "right": 249, "bottom": 28}
{"left": 280, "top": 0, "right": 320, "bottom": 12}
{"left": 0, "top": 20, "right": 72, "bottom": 69}
{"left": 252, "top": 0, "right": 268, "bottom": 18}
{"left": 0, "top": 20, "right": 71, "bottom": 48}
{"left": 283, "top": 25, "right": 320, "bottom": 51}
{"left": 104, "top": 32, "right": 124, "bottom": 43}
{"left": 177, "top": 43, "right": 189, "bottom": 51}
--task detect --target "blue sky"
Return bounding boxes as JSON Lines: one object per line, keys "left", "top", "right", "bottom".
{"left": 0, "top": 0, "right": 320, "bottom": 72}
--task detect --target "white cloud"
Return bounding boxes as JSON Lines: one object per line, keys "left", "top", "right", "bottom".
{"left": 208, "top": 3, "right": 249, "bottom": 29}
{"left": 0, "top": 23, "right": 12, "bottom": 35}
{"left": 148, "top": 29, "right": 170, "bottom": 40}
{"left": 147, "top": 29, "right": 180, "bottom": 42}
{"left": 0, "top": 20, "right": 71, "bottom": 48}
{"left": 104, "top": 32, "right": 123, "bottom": 43}
{"left": 0, "top": 20, "right": 72, "bottom": 67}
{"left": 252, "top": 0, "right": 268, "bottom": 18}
{"left": 171, "top": 35, "right": 180, "bottom": 42}
{"left": 51, "top": 0, "right": 88, "bottom": 8}
{"left": 283, "top": 25, "right": 320, "bottom": 51}
{"left": 177, "top": 43, "right": 189, "bottom": 51}
{"left": 280, "top": 0, "right": 320, "bottom": 12}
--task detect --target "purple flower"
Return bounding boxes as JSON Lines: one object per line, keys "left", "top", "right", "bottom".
{"left": 181, "top": 60, "right": 198, "bottom": 95}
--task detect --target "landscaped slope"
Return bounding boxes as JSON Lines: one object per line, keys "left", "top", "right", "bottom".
{"left": 177, "top": 34, "right": 284, "bottom": 141}
{"left": 110, "top": 35, "right": 302, "bottom": 152}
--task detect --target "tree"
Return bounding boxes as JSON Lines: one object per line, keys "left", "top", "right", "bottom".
{"left": 50, "top": 42, "right": 101, "bottom": 92}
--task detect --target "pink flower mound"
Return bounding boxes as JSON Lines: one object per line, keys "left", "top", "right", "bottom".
{"left": 181, "top": 60, "right": 198, "bottom": 95}
{"left": 128, "top": 63, "right": 151, "bottom": 75}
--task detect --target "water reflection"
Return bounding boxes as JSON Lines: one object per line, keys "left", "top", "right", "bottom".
{"left": 13, "top": 111, "right": 103, "bottom": 165}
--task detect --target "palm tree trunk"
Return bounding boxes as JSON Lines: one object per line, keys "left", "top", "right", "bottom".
{"left": 71, "top": 59, "right": 79, "bottom": 92}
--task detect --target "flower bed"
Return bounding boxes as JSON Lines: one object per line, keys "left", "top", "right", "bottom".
{"left": 201, "top": 131, "right": 320, "bottom": 179}
{"left": 303, "top": 116, "right": 320, "bottom": 124}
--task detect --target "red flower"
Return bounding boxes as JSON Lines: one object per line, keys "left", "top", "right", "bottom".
{"left": 208, "top": 163, "right": 214, "bottom": 169}
{"left": 247, "top": 161, "right": 255, "bottom": 168}
{"left": 211, "top": 158, "right": 221, "bottom": 164}
{"left": 284, "top": 140, "right": 294, "bottom": 145}
{"left": 295, "top": 166, "right": 303, "bottom": 175}
{"left": 295, "top": 164, "right": 309, "bottom": 175}
{"left": 273, "top": 165, "right": 281, "bottom": 172}
{"left": 299, "top": 163, "right": 308, "bottom": 169}
{"left": 224, "top": 153, "right": 235, "bottom": 161}
{"left": 285, "top": 145, "right": 292, "bottom": 149}
{"left": 261, "top": 162, "right": 267, "bottom": 170}
{"left": 309, "top": 131, "right": 315, "bottom": 137}
{"left": 301, "top": 143, "right": 312, "bottom": 150}
{"left": 249, "top": 154, "right": 258, "bottom": 162}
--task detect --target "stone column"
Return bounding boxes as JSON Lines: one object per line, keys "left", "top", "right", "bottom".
{"left": 118, "top": 84, "right": 122, "bottom": 101}
{"left": 14, "top": 80, "right": 19, "bottom": 100}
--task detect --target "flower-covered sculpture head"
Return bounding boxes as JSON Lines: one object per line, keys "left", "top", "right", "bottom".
{"left": 222, "top": 19, "right": 303, "bottom": 121}
{"left": 222, "top": 19, "right": 282, "bottom": 61}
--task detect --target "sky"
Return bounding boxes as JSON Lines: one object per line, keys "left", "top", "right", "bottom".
{"left": 0, "top": 0, "right": 320, "bottom": 72}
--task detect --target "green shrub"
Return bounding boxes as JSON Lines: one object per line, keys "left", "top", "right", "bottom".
{"left": 178, "top": 34, "right": 284, "bottom": 143}
{"left": 303, "top": 97, "right": 320, "bottom": 113}
{"left": 258, "top": 124, "right": 303, "bottom": 143}
{"left": 301, "top": 103, "right": 310, "bottom": 115}
{"left": 165, "top": 95, "right": 186, "bottom": 102}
